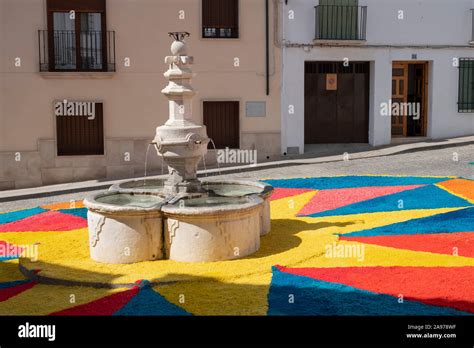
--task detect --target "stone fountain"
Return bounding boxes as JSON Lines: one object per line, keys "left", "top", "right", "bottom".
{"left": 84, "top": 33, "right": 273, "bottom": 264}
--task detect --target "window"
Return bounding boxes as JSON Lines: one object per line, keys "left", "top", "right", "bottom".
{"left": 458, "top": 58, "right": 474, "bottom": 112}
{"left": 56, "top": 102, "right": 104, "bottom": 156}
{"left": 316, "top": 0, "right": 365, "bottom": 40}
{"left": 46, "top": 0, "right": 108, "bottom": 71}
{"left": 202, "top": 0, "right": 239, "bottom": 39}
{"left": 203, "top": 101, "right": 240, "bottom": 149}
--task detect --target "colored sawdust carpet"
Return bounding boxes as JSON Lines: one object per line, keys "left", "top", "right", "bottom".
{"left": 1, "top": 176, "right": 474, "bottom": 316}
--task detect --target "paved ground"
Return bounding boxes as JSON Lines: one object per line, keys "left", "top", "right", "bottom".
{"left": 0, "top": 144, "right": 472, "bottom": 213}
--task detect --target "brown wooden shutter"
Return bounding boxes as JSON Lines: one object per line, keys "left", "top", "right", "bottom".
{"left": 56, "top": 102, "right": 104, "bottom": 156}
{"left": 203, "top": 101, "right": 240, "bottom": 149}
{"left": 202, "top": 0, "right": 239, "bottom": 38}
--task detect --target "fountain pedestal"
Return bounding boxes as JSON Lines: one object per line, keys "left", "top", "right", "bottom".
{"left": 153, "top": 35, "right": 209, "bottom": 195}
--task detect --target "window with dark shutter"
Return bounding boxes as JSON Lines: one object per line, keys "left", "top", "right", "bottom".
{"left": 56, "top": 102, "right": 104, "bottom": 156}
{"left": 458, "top": 58, "right": 474, "bottom": 112}
{"left": 202, "top": 0, "right": 239, "bottom": 39}
{"left": 203, "top": 101, "right": 240, "bottom": 149}
{"left": 45, "top": 0, "right": 109, "bottom": 71}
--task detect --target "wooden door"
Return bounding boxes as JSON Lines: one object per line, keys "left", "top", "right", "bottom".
{"left": 203, "top": 101, "right": 240, "bottom": 149}
{"left": 304, "top": 61, "right": 369, "bottom": 144}
{"left": 391, "top": 63, "right": 408, "bottom": 136}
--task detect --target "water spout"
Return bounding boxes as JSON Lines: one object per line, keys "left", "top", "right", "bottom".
{"left": 208, "top": 138, "right": 222, "bottom": 176}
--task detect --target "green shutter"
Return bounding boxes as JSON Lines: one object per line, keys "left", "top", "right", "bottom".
{"left": 318, "top": 0, "right": 358, "bottom": 40}
{"left": 458, "top": 59, "right": 474, "bottom": 112}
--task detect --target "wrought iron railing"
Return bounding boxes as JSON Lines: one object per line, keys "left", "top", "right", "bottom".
{"left": 38, "top": 30, "right": 116, "bottom": 72}
{"left": 315, "top": 5, "right": 367, "bottom": 41}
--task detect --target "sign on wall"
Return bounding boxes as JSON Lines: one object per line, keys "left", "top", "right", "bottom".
{"left": 246, "top": 102, "right": 266, "bottom": 117}
{"left": 326, "top": 74, "right": 337, "bottom": 91}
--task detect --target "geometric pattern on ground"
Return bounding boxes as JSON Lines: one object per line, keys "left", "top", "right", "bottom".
{"left": 1, "top": 175, "right": 473, "bottom": 315}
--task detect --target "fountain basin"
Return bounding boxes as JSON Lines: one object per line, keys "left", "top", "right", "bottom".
{"left": 202, "top": 180, "right": 273, "bottom": 236}
{"left": 161, "top": 196, "right": 263, "bottom": 262}
{"left": 110, "top": 178, "right": 274, "bottom": 236}
{"left": 83, "top": 192, "right": 165, "bottom": 264}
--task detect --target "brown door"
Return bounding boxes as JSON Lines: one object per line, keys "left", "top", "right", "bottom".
{"left": 304, "top": 61, "right": 369, "bottom": 143}
{"left": 203, "top": 101, "right": 240, "bottom": 149}
{"left": 410, "top": 63, "right": 428, "bottom": 136}
{"left": 391, "top": 63, "right": 408, "bottom": 136}
{"left": 392, "top": 62, "right": 428, "bottom": 137}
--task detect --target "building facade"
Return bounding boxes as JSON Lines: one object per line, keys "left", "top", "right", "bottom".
{"left": 0, "top": 0, "right": 281, "bottom": 190}
{"left": 280, "top": 0, "right": 474, "bottom": 154}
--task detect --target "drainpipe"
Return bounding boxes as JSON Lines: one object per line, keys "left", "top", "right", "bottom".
{"left": 265, "top": 0, "right": 270, "bottom": 95}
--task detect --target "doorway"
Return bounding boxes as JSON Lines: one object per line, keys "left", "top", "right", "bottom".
{"left": 391, "top": 62, "right": 428, "bottom": 137}
{"left": 304, "top": 61, "right": 370, "bottom": 144}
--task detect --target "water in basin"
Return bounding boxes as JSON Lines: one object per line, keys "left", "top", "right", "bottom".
{"left": 176, "top": 196, "right": 252, "bottom": 208}
{"left": 119, "top": 179, "right": 165, "bottom": 190}
{"left": 204, "top": 183, "right": 263, "bottom": 197}
{"left": 96, "top": 193, "right": 164, "bottom": 208}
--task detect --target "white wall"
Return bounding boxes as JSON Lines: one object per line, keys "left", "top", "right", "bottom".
{"left": 284, "top": 0, "right": 474, "bottom": 46}
{"left": 281, "top": 0, "right": 474, "bottom": 154}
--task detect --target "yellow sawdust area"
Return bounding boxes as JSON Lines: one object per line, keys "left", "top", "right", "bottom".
{"left": 0, "top": 283, "right": 121, "bottom": 315}
{"left": 0, "top": 259, "right": 25, "bottom": 282}
{"left": 436, "top": 179, "right": 474, "bottom": 203}
{"left": 155, "top": 272, "right": 273, "bottom": 316}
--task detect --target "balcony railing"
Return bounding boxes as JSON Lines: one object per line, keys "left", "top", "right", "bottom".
{"left": 315, "top": 5, "right": 367, "bottom": 41}
{"left": 38, "top": 30, "right": 116, "bottom": 72}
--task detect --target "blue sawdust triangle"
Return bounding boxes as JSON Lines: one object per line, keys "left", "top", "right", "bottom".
{"left": 267, "top": 267, "right": 470, "bottom": 316}
{"left": 306, "top": 185, "right": 472, "bottom": 218}
{"left": 0, "top": 207, "right": 48, "bottom": 225}
{"left": 58, "top": 208, "right": 88, "bottom": 219}
{"left": 0, "top": 279, "right": 30, "bottom": 289}
{"left": 113, "top": 286, "right": 191, "bottom": 316}
{"left": 264, "top": 176, "right": 451, "bottom": 190}
{"left": 343, "top": 207, "right": 474, "bottom": 238}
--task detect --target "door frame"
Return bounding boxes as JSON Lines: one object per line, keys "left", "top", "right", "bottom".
{"left": 391, "top": 60, "right": 429, "bottom": 137}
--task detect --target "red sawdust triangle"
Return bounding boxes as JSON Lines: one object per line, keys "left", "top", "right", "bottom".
{"left": 277, "top": 265, "right": 474, "bottom": 313}
{"left": 0, "top": 281, "right": 37, "bottom": 302}
{"left": 341, "top": 232, "right": 474, "bottom": 258}
{"left": 269, "top": 187, "right": 315, "bottom": 201}
{"left": 297, "top": 184, "right": 424, "bottom": 216}
{"left": 50, "top": 286, "right": 140, "bottom": 316}
{"left": 0, "top": 211, "right": 87, "bottom": 233}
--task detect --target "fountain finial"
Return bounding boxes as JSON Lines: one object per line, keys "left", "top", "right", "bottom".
{"left": 168, "top": 32, "right": 190, "bottom": 56}
{"left": 168, "top": 32, "right": 190, "bottom": 41}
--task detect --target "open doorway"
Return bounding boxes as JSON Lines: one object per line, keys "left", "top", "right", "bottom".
{"left": 391, "top": 62, "right": 428, "bottom": 137}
